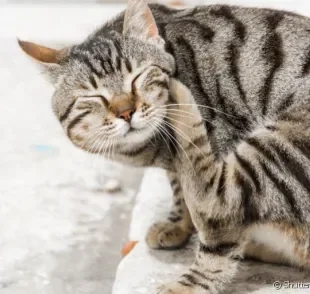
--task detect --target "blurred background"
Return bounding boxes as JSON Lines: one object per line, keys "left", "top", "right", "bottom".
{"left": 1, "top": 1, "right": 310, "bottom": 294}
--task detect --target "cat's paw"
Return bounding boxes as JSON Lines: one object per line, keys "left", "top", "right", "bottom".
{"left": 157, "top": 281, "right": 210, "bottom": 294}
{"left": 146, "top": 221, "right": 191, "bottom": 249}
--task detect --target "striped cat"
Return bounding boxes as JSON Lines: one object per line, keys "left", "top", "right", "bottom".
{"left": 19, "top": 0, "right": 310, "bottom": 293}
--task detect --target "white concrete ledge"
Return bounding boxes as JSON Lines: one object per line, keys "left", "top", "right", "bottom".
{"left": 113, "top": 168, "right": 310, "bottom": 294}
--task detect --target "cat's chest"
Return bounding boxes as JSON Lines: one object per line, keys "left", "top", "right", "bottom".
{"left": 173, "top": 159, "right": 207, "bottom": 203}
{"left": 174, "top": 160, "right": 218, "bottom": 227}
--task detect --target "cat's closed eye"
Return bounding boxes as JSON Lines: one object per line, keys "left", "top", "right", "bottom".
{"left": 75, "top": 96, "right": 107, "bottom": 111}
{"left": 85, "top": 95, "right": 109, "bottom": 107}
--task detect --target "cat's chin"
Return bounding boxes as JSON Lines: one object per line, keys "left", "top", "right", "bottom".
{"left": 119, "top": 122, "right": 159, "bottom": 145}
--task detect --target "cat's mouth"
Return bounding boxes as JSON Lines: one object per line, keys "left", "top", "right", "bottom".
{"left": 121, "top": 122, "right": 144, "bottom": 137}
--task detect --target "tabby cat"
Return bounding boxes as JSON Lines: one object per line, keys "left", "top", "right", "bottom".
{"left": 19, "top": 0, "right": 310, "bottom": 293}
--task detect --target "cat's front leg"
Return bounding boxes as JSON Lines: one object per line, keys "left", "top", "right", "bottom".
{"left": 146, "top": 170, "right": 195, "bottom": 249}
{"left": 158, "top": 231, "right": 245, "bottom": 294}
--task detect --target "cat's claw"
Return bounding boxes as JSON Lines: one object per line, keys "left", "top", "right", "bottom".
{"left": 146, "top": 221, "right": 191, "bottom": 249}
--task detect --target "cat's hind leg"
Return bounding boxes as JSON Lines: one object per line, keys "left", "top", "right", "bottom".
{"left": 246, "top": 223, "right": 310, "bottom": 269}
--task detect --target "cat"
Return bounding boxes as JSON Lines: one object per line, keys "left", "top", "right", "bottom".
{"left": 19, "top": 0, "right": 310, "bottom": 293}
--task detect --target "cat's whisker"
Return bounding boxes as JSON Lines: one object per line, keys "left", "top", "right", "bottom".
{"left": 159, "top": 118, "right": 208, "bottom": 162}
{"left": 153, "top": 118, "right": 196, "bottom": 172}
{"left": 107, "top": 136, "right": 113, "bottom": 162}
{"left": 80, "top": 123, "right": 116, "bottom": 154}
{"left": 162, "top": 108, "right": 216, "bottom": 126}
{"left": 146, "top": 119, "right": 169, "bottom": 152}
{"left": 156, "top": 113, "right": 197, "bottom": 129}
{"left": 106, "top": 133, "right": 116, "bottom": 162}
{"left": 152, "top": 118, "right": 183, "bottom": 162}
{"left": 102, "top": 135, "right": 112, "bottom": 159}
{"left": 161, "top": 103, "right": 238, "bottom": 118}
{"left": 111, "top": 136, "right": 117, "bottom": 161}
{"left": 89, "top": 129, "right": 107, "bottom": 155}
{"left": 144, "top": 121, "right": 157, "bottom": 149}
{"left": 83, "top": 130, "right": 105, "bottom": 155}
{"left": 78, "top": 125, "right": 104, "bottom": 150}
{"left": 90, "top": 132, "right": 107, "bottom": 154}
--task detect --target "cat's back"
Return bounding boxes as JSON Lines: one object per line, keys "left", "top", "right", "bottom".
{"left": 152, "top": 4, "right": 310, "bottom": 154}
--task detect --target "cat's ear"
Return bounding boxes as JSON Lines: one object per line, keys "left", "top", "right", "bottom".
{"left": 18, "top": 39, "right": 68, "bottom": 85}
{"left": 123, "top": 0, "right": 164, "bottom": 46}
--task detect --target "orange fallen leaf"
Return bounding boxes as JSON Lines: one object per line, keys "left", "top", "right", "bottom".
{"left": 121, "top": 241, "right": 139, "bottom": 257}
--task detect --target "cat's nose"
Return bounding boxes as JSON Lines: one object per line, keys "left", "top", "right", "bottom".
{"left": 117, "top": 108, "right": 135, "bottom": 122}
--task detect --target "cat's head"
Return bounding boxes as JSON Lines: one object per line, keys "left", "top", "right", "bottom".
{"left": 19, "top": 0, "right": 175, "bottom": 158}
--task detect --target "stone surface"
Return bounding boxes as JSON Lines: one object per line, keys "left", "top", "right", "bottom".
{"left": 113, "top": 169, "right": 310, "bottom": 294}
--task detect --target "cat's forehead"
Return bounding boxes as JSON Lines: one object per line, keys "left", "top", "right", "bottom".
{"left": 64, "top": 54, "right": 145, "bottom": 99}
{"left": 60, "top": 35, "right": 173, "bottom": 98}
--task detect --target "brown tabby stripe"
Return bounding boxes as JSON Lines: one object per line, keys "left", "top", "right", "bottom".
{"left": 67, "top": 110, "right": 91, "bottom": 137}
{"left": 209, "top": 5, "right": 246, "bottom": 40}
{"left": 112, "top": 39, "right": 124, "bottom": 60}
{"left": 168, "top": 216, "right": 182, "bottom": 223}
{"left": 227, "top": 43, "right": 248, "bottom": 105}
{"left": 193, "top": 154, "right": 204, "bottom": 167}
{"left": 97, "top": 58, "right": 108, "bottom": 75}
{"left": 215, "top": 77, "right": 250, "bottom": 132}
{"left": 175, "top": 199, "right": 181, "bottom": 206}
{"left": 211, "top": 7, "right": 250, "bottom": 107}
{"left": 216, "top": 162, "right": 227, "bottom": 202}
{"left": 172, "top": 19, "right": 215, "bottom": 41}
{"left": 276, "top": 93, "right": 295, "bottom": 114}
{"left": 178, "top": 281, "right": 192, "bottom": 287}
{"left": 175, "top": 36, "right": 216, "bottom": 120}
{"left": 290, "top": 138, "right": 310, "bottom": 161}
{"left": 246, "top": 137, "right": 282, "bottom": 170}
{"left": 89, "top": 74, "right": 98, "bottom": 89}
{"left": 301, "top": 45, "right": 310, "bottom": 76}
{"left": 173, "top": 185, "right": 181, "bottom": 195}
{"left": 99, "top": 96, "right": 108, "bottom": 107}
{"left": 259, "top": 159, "right": 302, "bottom": 221}
{"left": 59, "top": 101, "right": 76, "bottom": 123}
{"left": 269, "top": 141, "right": 310, "bottom": 195}
{"left": 199, "top": 242, "right": 238, "bottom": 256}
{"left": 207, "top": 218, "right": 223, "bottom": 230}
{"left": 124, "top": 58, "right": 132, "bottom": 72}
{"left": 266, "top": 12, "right": 285, "bottom": 29}
{"left": 148, "top": 80, "right": 169, "bottom": 89}
{"left": 181, "top": 274, "right": 210, "bottom": 291}
{"left": 204, "top": 171, "right": 216, "bottom": 193}
{"left": 260, "top": 15, "right": 284, "bottom": 115}
{"left": 115, "top": 55, "right": 122, "bottom": 71}
{"left": 234, "top": 169, "right": 259, "bottom": 223}
{"left": 104, "top": 59, "right": 114, "bottom": 74}
{"left": 189, "top": 269, "right": 214, "bottom": 282}
{"left": 106, "top": 46, "right": 115, "bottom": 73}
{"left": 170, "top": 179, "right": 178, "bottom": 187}
{"left": 79, "top": 54, "right": 103, "bottom": 78}
{"left": 235, "top": 152, "right": 261, "bottom": 193}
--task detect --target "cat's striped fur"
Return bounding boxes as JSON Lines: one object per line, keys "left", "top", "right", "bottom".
{"left": 18, "top": 1, "right": 310, "bottom": 293}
